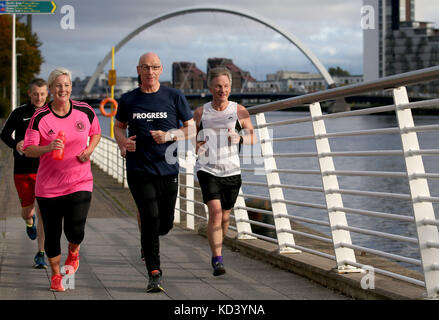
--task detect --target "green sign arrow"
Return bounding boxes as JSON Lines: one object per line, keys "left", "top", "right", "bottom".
{"left": 0, "top": 1, "right": 57, "bottom": 14}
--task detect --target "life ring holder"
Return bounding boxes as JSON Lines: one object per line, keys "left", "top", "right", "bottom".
{"left": 99, "top": 98, "right": 118, "bottom": 117}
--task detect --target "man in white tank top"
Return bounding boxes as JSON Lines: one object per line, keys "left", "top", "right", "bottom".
{"left": 193, "top": 67, "right": 256, "bottom": 276}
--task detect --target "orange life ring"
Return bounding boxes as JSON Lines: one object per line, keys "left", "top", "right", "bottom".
{"left": 99, "top": 98, "right": 118, "bottom": 117}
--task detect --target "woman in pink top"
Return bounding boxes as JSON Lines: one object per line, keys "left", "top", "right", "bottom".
{"left": 23, "top": 67, "right": 101, "bottom": 292}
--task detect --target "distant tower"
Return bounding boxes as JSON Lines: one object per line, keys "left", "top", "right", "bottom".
{"left": 400, "top": 0, "right": 415, "bottom": 22}
{"left": 363, "top": 0, "right": 415, "bottom": 82}
{"left": 363, "top": 0, "right": 439, "bottom": 95}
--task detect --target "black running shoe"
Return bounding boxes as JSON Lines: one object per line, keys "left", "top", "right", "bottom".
{"left": 146, "top": 270, "right": 164, "bottom": 293}
{"left": 26, "top": 215, "right": 37, "bottom": 240}
{"left": 213, "top": 261, "right": 226, "bottom": 276}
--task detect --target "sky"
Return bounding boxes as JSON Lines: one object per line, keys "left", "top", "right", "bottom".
{"left": 23, "top": 0, "right": 439, "bottom": 82}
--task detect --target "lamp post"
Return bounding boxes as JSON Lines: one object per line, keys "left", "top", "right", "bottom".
{"left": 16, "top": 52, "right": 23, "bottom": 106}
{"left": 5, "top": 3, "right": 57, "bottom": 111}
{"left": 11, "top": 14, "right": 16, "bottom": 111}
{"left": 11, "top": 12, "right": 25, "bottom": 112}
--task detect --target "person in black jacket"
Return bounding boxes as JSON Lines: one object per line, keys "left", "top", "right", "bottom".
{"left": 0, "top": 78, "right": 49, "bottom": 268}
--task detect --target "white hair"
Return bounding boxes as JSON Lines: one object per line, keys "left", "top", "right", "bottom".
{"left": 47, "top": 67, "right": 72, "bottom": 87}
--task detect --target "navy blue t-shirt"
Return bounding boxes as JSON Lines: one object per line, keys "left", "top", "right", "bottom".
{"left": 116, "top": 86, "right": 193, "bottom": 176}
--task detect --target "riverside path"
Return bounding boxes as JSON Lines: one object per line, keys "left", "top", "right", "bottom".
{"left": 0, "top": 137, "right": 348, "bottom": 301}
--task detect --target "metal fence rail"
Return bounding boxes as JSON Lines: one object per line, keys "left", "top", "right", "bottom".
{"left": 91, "top": 65, "right": 439, "bottom": 299}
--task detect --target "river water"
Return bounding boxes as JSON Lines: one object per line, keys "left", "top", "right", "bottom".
{"left": 97, "top": 110, "right": 439, "bottom": 272}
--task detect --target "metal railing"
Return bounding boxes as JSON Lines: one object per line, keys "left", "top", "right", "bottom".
{"left": 91, "top": 65, "right": 439, "bottom": 299}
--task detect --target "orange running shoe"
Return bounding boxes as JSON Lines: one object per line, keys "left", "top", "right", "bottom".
{"left": 64, "top": 250, "right": 80, "bottom": 274}
{"left": 50, "top": 274, "right": 65, "bottom": 292}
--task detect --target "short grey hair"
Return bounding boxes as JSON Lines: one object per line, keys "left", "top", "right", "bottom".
{"left": 47, "top": 67, "right": 72, "bottom": 87}
{"left": 208, "top": 67, "right": 232, "bottom": 87}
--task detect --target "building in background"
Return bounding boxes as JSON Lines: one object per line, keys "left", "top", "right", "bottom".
{"left": 72, "top": 72, "right": 138, "bottom": 99}
{"left": 207, "top": 58, "right": 256, "bottom": 91}
{"left": 247, "top": 71, "right": 362, "bottom": 93}
{"left": 72, "top": 72, "right": 108, "bottom": 98}
{"left": 172, "top": 62, "right": 206, "bottom": 91}
{"left": 72, "top": 61, "right": 365, "bottom": 99}
{"left": 363, "top": 0, "right": 439, "bottom": 95}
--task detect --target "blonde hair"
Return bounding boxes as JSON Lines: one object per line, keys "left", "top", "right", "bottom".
{"left": 208, "top": 67, "right": 232, "bottom": 87}
{"left": 47, "top": 67, "right": 72, "bottom": 87}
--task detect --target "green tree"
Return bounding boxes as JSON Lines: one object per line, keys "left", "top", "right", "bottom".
{"left": 0, "top": 15, "right": 44, "bottom": 118}
{"left": 328, "top": 66, "right": 351, "bottom": 77}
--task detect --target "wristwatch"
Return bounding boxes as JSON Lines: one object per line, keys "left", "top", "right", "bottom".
{"left": 169, "top": 132, "right": 176, "bottom": 142}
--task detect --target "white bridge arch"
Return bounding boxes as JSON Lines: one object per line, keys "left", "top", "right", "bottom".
{"left": 83, "top": 5, "right": 334, "bottom": 96}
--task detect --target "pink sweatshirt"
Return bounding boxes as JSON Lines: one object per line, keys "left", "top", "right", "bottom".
{"left": 23, "top": 100, "right": 101, "bottom": 198}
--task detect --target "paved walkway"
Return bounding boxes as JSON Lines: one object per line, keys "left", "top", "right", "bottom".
{"left": 0, "top": 140, "right": 348, "bottom": 300}
{"left": 0, "top": 217, "right": 348, "bottom": 300}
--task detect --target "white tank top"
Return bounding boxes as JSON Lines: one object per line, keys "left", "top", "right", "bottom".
{"left": 195, "top": 101, "right": 241, "bottom": 177}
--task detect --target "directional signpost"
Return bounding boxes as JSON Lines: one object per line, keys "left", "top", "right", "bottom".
{"left": 0, "top": 1, "right": 56, "bottom": 14}
{"left": 0, "top": 1, "right": 57, "bottom": 111}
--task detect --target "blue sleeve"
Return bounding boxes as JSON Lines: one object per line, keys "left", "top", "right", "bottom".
{"left": 176, "top": 91, "right": 193, "bottom": 123}
{"left": 115, "top": 95, "right": 128, "bottom": 123}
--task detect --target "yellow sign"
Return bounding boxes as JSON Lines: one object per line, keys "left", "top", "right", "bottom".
{"left": 108, "top": 69, "right": 116, "bottom": 86}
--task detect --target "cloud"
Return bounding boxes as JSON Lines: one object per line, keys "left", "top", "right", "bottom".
{"left": 320, "top": 46, "right": 337, "bottom": 56}
{"left": 260, "top": 42, "right": 286, "bottom": 52}
{"left": 416, "top": 0, "right": 439, "bottom": 25}
{"left": 30, "top": 0, "right": 435, "bottom": 82}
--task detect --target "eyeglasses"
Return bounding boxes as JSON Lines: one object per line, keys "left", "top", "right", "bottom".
{"left": 138, "top": 64, "right": 161, "bottom": 71}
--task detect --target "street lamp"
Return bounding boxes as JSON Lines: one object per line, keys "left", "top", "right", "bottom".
{"left": 16, "top": 52, "right": 23, "bottom": 106}
{"left": 13, "top": 35, "right": 25, "bottom": 110}
{"left": 11, "top": 12, "right": 25, "bottom": 112}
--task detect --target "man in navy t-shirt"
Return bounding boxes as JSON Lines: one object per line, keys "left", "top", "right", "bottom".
{"left": 114, "top": 52, "right": 195, "bottom": 293}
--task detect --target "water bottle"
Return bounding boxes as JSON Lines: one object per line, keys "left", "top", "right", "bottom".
{"left": 52, "top": 131, "right": 65, "bottom": 160}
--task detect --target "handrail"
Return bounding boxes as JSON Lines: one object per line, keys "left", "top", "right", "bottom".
{"left": 91, "top": 65, "right": 439, "bottom": 299}
{"left": 247, "top": 65, "right": 439, "bottom": 114}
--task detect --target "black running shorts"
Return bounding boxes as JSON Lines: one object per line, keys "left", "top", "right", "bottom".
{"left": 196, "top": 170, "right": 242, "bottom": 210}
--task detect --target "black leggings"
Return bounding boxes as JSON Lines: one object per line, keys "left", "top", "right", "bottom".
{"left": 127, "top": 171, "right": 178, "bottom": 275}
{"left": 37, "top": 191, "right": 91, "bottom": 258}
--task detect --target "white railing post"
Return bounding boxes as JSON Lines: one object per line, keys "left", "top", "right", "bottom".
{"left": 186, "top": 150, "right": 195, "bottom": 230}
{"left": 123, "top": 157, "right": 128, "bottom": 188}
{"left": 233, "top": 189, "right": 257, "bottom": 240}
{"left": 105, "top": 138, "right": 110, "bottom": 174}
{"left": 117, "top": 148, "right": 123, "bottom": 184}
{"left": 110, "top": 142, "right": 116, "bottom": 179}
{"left": 309, "top": 102, "right": 360, "bottom": 273}
{"left": 255, "top": 113, "right": 300, "bottom": 253}
{"left": 107, "top": 140, "right": 112, "bottom": 176}
{"left": 99, "top": 139, "right": 105, "bottom": 169}
{"left": 393, "top": 86, "right": 439, "bottom": 299}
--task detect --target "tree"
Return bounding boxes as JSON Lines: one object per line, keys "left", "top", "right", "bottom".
{"left": 328, "top": 66, "right": 351, "bottom": 77}
{"left": 0, "top": 15, "right": 44, "bottom": 118}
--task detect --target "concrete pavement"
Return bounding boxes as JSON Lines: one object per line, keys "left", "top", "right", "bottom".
{"left": 0, "top": 217, "right": 348, "bottom": 300}
{"left": 0, "top": 139, "right": 348, "bottom": 300}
